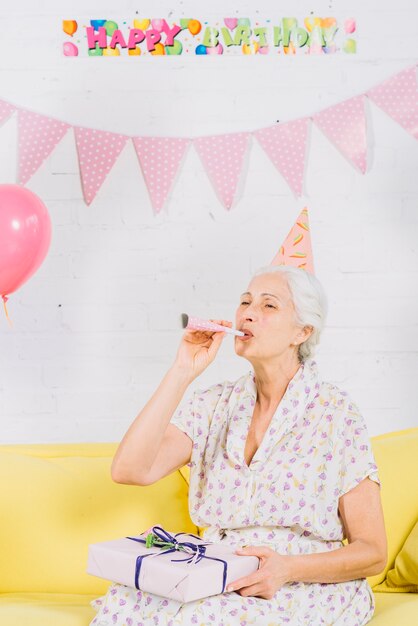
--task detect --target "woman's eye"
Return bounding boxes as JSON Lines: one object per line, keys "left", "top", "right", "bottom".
{"left": 239, "top": 301, "right": 276, "bottom": 309}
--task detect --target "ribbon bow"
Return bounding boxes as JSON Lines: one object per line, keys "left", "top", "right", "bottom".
{"left": 126, "top": 525, "right": 229, "bottom": 593}
{"left": 142, "top": 526, "right": 210, "bottom": 564}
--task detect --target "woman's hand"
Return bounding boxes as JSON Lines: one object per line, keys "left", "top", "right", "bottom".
{"left": 173, "top": 319, "right": 233, "bottom": 381}
{"left": 226, "top": 545, "right": 293, "bottom": 600}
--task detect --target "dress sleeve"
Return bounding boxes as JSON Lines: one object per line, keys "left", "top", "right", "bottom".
{"left": 169, "top": 391, "right": 196, "bottom": 441}
{"left": 169, "top": 381, "right": 225, "bottom": 443}
{"left": 337, "top": 398, "right": 381, "bottom": 498}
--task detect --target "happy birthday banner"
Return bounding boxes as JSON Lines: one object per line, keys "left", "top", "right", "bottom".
{"left": 62, "top": 16, "right": 357, "bottom": 57}
{"left": 1, "top": 64, "right": 417, "bottom": 212}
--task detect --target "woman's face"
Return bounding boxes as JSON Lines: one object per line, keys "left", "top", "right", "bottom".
{"left": 234, "top": 272, "right": 306, "bottom": 363}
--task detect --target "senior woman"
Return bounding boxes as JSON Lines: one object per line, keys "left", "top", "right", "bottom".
{"left": 89, "top": 265, "right": 387, "bottom": 626}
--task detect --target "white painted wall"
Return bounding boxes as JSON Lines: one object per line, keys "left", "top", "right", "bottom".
{"left": 0, "top": 0, "right": 417, "bottom": 442}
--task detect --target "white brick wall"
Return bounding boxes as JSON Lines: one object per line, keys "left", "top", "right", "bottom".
{"left": 0, "top": 0, "right": 417, "bottom": 442}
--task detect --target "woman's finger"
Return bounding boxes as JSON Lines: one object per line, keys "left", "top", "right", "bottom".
{"left": 237, "top": 583, "right": 264, "bottom": 597}
{"left": 207, "top": 328, "right": 226, "bottom": 359}
{"left": 210, "top": 319, "right": 233, "bottom": 329}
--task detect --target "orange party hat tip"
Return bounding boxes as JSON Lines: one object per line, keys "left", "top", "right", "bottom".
{"left": 270, "top": 206, "right": 315, "bottom": 274}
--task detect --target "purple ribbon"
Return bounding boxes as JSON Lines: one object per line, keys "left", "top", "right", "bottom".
{"left": 126, "top": 525, "right": 228, "bottom": 593}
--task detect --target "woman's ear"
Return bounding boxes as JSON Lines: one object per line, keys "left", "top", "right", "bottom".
{"left": 295, "top": 325, "right": 314, "bottom": 344}
{"left": 303, "top": 325, "right": 314, "bottom": 340}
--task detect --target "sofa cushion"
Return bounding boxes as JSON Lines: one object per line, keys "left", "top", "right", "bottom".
{"left": 0, "top": 444, "right": 198, "bottom": 595}
{"left": 373, "top": 520, "right": 418, "bottom": 593}
{"left": 367, "top": 428, "right": 418, "bottom": 588}
{"left": 371, "top": 591, "right": 418, "bottom": 624}
{"left": 0, "top": 592, "right": 96, "bottom": 626}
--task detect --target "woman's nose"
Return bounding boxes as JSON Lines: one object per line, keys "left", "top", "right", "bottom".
{"left": 244, "top": 304, "right": 256, "bottom": 318}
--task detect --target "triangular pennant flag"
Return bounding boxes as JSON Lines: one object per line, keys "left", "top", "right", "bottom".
{"left": 367, "top": 66, "right": 418, "bottom": 141}
{"left": 132, "top": 136, "right": 191, "bottom": 214}
{"left": 270, "top": 207, "right": 315, "bottom": 274}
{"left": 17, "top": 110, "right": 71, "bottom": 185}
{"left": 74, "top": 127, "right": 129, "bottom": 205}
{"left": 0, "top": 100, "right": 16, "bottom": 126}
{"left": 254, "top": 118, "right": 309, "bottom": 197}
{"left": 313, "top": 94, "right": 367, "bottom": 173}
{"left": 193, "top": 131, "right": 250, "bottom": 209}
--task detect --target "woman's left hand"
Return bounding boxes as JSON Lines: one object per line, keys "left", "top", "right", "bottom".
{"left": 226, "top": 545, "right": 293, "bottom": 599}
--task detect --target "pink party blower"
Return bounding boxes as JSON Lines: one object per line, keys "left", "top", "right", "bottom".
{"left": 181, "top": 314, "right": 245, "bottom": 337}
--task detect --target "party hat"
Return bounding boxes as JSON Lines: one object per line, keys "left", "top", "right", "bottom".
{"left": 270, "top": 207, "right": 315, "bottom": 274}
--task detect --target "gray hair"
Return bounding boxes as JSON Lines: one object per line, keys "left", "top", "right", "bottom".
{"left": 251, "top": 265, "right": 328, "bottom": 363}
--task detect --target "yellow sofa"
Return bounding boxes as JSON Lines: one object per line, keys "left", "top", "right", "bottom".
{"left": 0, "top": 426, "right": 417, "bottom": 626}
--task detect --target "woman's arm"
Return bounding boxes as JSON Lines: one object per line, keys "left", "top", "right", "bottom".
{"left": 288, "top": 477, "right": 387, "bottom": 583}
{"left": 228, "top": 536, "right": 385, "bottom": 597}
{"left": 288, "top": 538, "right": 385, "bottom": 584}
{"left": 111, "top": 318, "right": 230, "bottom": 485}
{"left": 111, "top": 364, "right": 193, "bottom": 484}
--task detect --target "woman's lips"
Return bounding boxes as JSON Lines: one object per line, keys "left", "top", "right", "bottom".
{"left": 237, "top": 332, "right": 253, "bottom": 341}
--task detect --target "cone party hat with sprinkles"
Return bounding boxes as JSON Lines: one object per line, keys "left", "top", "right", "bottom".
{"left": 270, "top": 207, "right": 314, "bottom": 274}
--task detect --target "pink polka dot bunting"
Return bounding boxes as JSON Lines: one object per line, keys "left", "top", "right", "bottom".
{"left": 0, "top": 100, "right": 16, "bottom": 126}
{"left": 74, "top": 127, "right": 129, "bottom": 205}
{"left": 367, "top": 65, "right": 418, "bottom": 141}
{"left": 17, "top": 110, "right": 70, "bottom": 185}
{"left": 132, "top": 136, "right": 191, "bottom": 214}
{"left": 313, "top": 95, "right": 367, "bottom": 174}
{"left": 254, "top": 119, "right": 309, "bottom": 197}
{"left": 193, "top": 132, "right": 250, "bottom": 209}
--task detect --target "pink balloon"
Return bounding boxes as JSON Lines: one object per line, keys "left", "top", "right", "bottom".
{"left": 63, "top": 41, "right": 79, "bottom": 56}
{"left": 0, "top": 184, "right": 52, "bottom": 301}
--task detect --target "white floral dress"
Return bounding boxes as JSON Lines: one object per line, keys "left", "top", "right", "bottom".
{"left": 89, "top": 358, "right": 381, "bottom": 626}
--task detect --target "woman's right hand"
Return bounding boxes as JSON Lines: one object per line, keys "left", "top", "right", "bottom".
{"left": 172, "top": 319, "right": 233, "bottom": 381}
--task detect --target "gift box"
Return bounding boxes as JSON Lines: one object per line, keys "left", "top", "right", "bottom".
{"left": 87, "top": 525, "right": 259, "bottom": 603}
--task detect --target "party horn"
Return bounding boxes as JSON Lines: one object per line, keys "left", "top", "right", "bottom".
{"left": 181, "top": 313, "right": 245, "bottom": 336}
